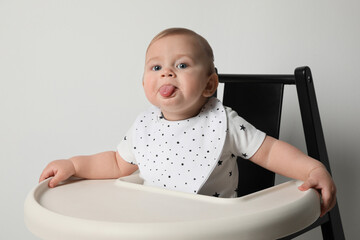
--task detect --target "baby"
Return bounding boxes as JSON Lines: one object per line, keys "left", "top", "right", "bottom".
{"left": 40, "top": 27, "right": 336, "bottom": 217}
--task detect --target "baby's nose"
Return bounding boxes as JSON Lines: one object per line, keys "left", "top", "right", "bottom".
{"left": 161, "top": 68, "right": 175, "bottom": 78}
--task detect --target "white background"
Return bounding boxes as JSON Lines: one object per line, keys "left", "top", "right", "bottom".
{"left": 1, "top": 0, "right": 359, "bottom": 239}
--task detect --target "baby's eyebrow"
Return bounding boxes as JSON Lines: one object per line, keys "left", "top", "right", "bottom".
{"left": 174, "top": 54, "right": 195, "bottom": 61}
{"left": 145, "top": 56, "right": 160, "bottom": 65}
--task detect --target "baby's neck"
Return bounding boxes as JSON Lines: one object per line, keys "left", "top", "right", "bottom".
{"left": 161, "top": 98, "right": 210, "bottom": 121}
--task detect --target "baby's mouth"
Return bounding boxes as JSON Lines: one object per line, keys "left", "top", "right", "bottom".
{"left": 159, "top": 85, "right": 177, "bottom": 98}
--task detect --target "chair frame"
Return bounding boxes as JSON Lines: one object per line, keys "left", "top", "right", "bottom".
{"left": 218, "top": 66, "right": 345, "bottom": 239}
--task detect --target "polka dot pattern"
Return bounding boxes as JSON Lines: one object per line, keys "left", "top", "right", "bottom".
{"left": 132, "top": 98, "right": 227, "bottom": 194}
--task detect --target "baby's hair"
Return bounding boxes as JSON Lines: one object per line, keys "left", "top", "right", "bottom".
{"left": 147, "top": 28, "right": 215, "bottom": 75}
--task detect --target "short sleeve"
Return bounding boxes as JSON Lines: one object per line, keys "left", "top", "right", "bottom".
{"left": 225, "top": 107, "right": 266, "bottom": 159}
{"left": 117, "top": 124, "right": 137, "bottom": 165}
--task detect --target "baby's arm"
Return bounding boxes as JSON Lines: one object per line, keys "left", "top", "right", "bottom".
{"left": 250, "top": 136, "right": 336, "bottom": 217}
{"left": 39, "top": 151, "right": 138, "bottom": 188}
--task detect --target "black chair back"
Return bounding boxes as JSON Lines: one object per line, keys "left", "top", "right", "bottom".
{"left": 218, "top": 67, "right": 345, "bottom": 239}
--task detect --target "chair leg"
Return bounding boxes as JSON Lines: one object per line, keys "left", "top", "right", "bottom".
{"left": 321, "top": 203, "right": 345, "bottom": 240}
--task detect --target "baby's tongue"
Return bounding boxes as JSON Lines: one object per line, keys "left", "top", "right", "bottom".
{"left": 159, "top": 85, "right": 175, "bottom": 97}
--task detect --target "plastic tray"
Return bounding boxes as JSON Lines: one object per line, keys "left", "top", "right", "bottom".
{"left": 24, "top": 174, "right": 320, "bottom": 240}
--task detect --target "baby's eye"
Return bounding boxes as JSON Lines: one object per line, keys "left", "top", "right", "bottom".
{"left": 177, "top": 63, "right": 187, "bottom": 69}
{"left": 152, "top": 65, "right": 162, "bottom": 71}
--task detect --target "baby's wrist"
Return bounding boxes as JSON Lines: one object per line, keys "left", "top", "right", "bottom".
{"left": 68, "top": 157, "right": 78, "bottom": 175}
{"left": 307, "top": 163, "right": 327, "bottom": 177}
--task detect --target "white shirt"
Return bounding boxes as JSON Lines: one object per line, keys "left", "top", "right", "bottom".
{"left": 117, "top": 97, "right": 266, "bottom": 198}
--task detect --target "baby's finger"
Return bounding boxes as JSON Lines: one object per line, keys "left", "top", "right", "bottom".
{"left": 49, "top": 172, "right": 63, "bottom": 188}
{"left": 320, "top": 186, "right": 336, "bottom": 217}
{"left": 298, "top": 178, "right": 317, "bottom": 191}
{"left": 49, "top": 169, "right": 71, "bottom": 188}
{"left": 298, "top": 182, "right": 310, "bottom": 191}
{"left": 39, "top": 168, "right": 55, "bottom": 183}
{"left": 320, "top": 194, "right": 329, "bottom": 217}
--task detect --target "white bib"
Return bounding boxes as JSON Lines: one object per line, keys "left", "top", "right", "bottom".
{"left": 132, "top": 97, "right": 227, "bottom": 194}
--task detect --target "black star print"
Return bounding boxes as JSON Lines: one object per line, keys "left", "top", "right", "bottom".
{"left": 242, "top": 153, "right": 248, "bottom": 158}
{"left": 229, "top": 171, "right": 232, "bottom": 176}
{"left": 231, "top": 153, "right": 236, "bottom": 158}
{"left": 124, "top": 136, "right": 127, "bottom": 140}
{"left": 217, "top": 160, "right": 223, "bottom": 166}
{"left": 240, "top": 124, "right": 246, "bottom": 131}
{"left": 213, "top": 192, "right": 220, "bottom": 197}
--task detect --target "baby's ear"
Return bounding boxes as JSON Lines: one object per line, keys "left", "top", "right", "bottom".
{"left": 202, "top": 73, "right": 219, "bottom": 97}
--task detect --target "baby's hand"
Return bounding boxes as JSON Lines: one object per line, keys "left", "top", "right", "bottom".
{"left": 298, "top": 166, "right": 337, "bottom": 217}
{"left": 39, "top": 159, "right": 76, "bottom": 188}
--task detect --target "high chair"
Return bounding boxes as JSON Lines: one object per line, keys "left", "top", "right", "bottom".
{"left": 24, "top": 66, "right": 344, "bottom": 240}
{"left": 220, "top": 66, "right": 345, "bottom": 239}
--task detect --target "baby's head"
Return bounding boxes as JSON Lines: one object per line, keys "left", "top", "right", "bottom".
{"left": 147, "top": 28, "right": 216, "bottom": 75}
{"left": 143, "top": 28, "right": 218, "bottom": 121}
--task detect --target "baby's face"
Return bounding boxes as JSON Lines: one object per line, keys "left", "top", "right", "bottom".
{"left": 143, "top": 34, "right": 213, "bottom": 121}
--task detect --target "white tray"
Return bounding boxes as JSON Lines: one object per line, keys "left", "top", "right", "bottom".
{"left": 24, "top": 174, "right": 320, "bottom": 240}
